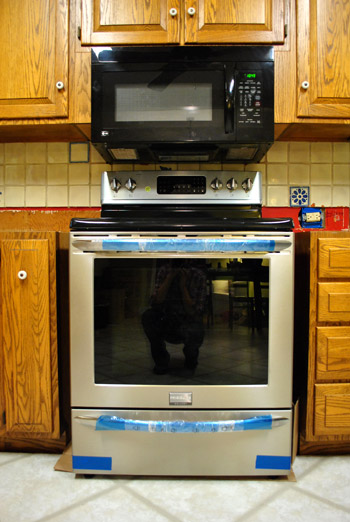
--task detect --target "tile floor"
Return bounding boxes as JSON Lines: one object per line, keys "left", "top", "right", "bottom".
{"left": 0, "top": 452, "right": 349, "bottom": 521}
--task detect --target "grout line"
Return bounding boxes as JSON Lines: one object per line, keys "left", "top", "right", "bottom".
{"left": 124, "top": 483, "right": 184, "bottom": 522}
{"left": 34, "top": 480, "right": 130, "bottom": 522}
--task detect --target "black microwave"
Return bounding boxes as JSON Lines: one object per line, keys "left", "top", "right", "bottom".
{"left": 91, "top": 46, "right": 274, "bottom": 164}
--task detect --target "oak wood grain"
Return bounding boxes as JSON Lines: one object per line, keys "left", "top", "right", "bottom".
{"left": 318, "top": 238, "right": 350, "bottom": 278}
{"left": 318, "top": 282, "right": 350, "bottom": 322}
{"left": 0, "top": 0, "right": 68, "bottom": 119}
{"left": 2, "top": 239, "right": 52, "bottom": 435}
{"left": 314, "top": 383, "right": 350, "bottom": 436}
{"left": 316, "top": 327, "right": 350, "bottom": 380}
{"left": 81, "top": 0, "right": 180, "bottom": 44}
{"left": 297, "top": 0, "right": 350, "bottom": 118}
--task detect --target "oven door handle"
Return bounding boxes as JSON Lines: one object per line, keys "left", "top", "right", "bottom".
{"left": 72, "top": 238, "right": 292, "bottom": 254}
{"left": 74, "top": 415, "right": 289, "bottom": 432}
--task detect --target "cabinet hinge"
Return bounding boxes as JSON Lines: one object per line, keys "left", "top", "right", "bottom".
{"left": 77, "top": 26, "right": 81, "bottom": 41}
{"left": 284, "top": 24, "right": 288, "bottom": 38}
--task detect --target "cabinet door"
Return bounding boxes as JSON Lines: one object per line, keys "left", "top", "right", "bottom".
{"left": 316, "top": 327, "right": 350, "bottom": 380}
{"left": 318, "top": 283, "right": 350, "bottom": 322}
{"left": 318, "top": 238, "right": 350, "bottom": 279}
{"left": 0, "top": 0, "right": 68, "bottom": 119}
{"left": 314, "top": 384, "right": 350, "bottom": 436}
{"left": 81, "top": 0, "right": 180, "bottom": 44}
{"left": 1, "top": 239, "right": 54, "bottom": 436}
{"left": 185, "top": 0, "right": 285, "bottom": 44}
{"left": 297, "top": 0, "right": 350, "bottom": 118}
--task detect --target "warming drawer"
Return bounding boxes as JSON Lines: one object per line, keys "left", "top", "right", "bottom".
{"left": 72, "top": 408, "right": 293, "bottom": 477}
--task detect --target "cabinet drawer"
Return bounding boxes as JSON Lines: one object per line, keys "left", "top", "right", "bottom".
{"left": 318, "top": 283, "right": 350, "bottom": 322}
{"left": 318, "top": 238, "right": 350, "bottom": 278}
{"left": 314, "top": 384, "right": 350, "bottom": 436}
{"left": 316, "top": 327, "right": 350, "bottom": 380}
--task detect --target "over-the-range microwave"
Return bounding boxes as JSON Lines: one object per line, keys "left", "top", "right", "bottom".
{"left": 91, "top": 46, "right": 274, "bottom": 164}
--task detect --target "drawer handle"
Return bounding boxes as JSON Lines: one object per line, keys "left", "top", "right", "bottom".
{"left": 75, "top": 415, "right": 289, "bottom": 432}
{"left": 18, "top": 270, "right": 27, "bottom": 280}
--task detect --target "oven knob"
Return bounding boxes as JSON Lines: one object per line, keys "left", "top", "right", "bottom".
{"left": 226, "top": 178, "right": 238, "bottom": 191}
{"left": 125, "top": 178, "right": 137, "bottom": 192}
{"left": 110, "top": 177, "right": 121, "bottom": 192}
{"left": 210, "top": 178, "right": 223, "bottom": 191}
{"left": 242, "top": 177, "right": 253, "bottom": 192}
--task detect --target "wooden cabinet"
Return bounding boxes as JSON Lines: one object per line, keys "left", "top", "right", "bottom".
{"left": 0, "top": 232, "right": 63, "bottom": 451}
{"left": 81, "top": 0, "right": 285, "bottom": 45}
{"left": 0, "top": 0, "right": 69, "bottom": 120}
{"left": 296, "top": 0, "right": 350, "bottom": 119}
{"left": 296, "top": 233, "right": 350, "bottom": 454}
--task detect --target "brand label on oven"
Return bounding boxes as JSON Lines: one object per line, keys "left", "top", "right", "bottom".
{"left": 169, "top": 392, "right": 193, "bottom": 406}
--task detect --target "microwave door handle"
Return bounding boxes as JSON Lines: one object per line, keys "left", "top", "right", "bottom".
{"left": 224, "top": 65, "right": 234, "bottom": 134}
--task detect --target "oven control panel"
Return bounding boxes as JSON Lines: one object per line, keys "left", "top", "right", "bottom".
{"left": 101, "top": 170, "right": 262, "bottom": 205}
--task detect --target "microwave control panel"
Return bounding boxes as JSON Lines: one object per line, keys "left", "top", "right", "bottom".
{"left": 237, "top": 72, "right": 262, "bottom": 127}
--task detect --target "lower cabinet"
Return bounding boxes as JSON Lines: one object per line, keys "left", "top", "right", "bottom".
{"left": 296, "top": 232, "right": 350, "bottom": 454}
{"left": 0, "top": 232, "right": 64, "bottom": 451}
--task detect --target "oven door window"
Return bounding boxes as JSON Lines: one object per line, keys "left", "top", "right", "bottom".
{"left": 101, "top": 69, "right": 224, "bottom": 131}
{"left": 94, "top": 258, "right": 269, "bottom": 386}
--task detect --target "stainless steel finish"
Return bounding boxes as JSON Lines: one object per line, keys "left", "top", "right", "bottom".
{"left": 101, "top": 170, "right": 262, "bottom": 205}
{"left": 110, "top": 177, "right": 121, "bottom": 192}
{"left": 70, "top": 230, "right": 294, "bottom": 410}
{"left": 125, "top": 177, "right": 137, "bottom": 192}
{"left": 210, "top": 177, "right": 223, "bottom": 191}
{"left": 242, "top": 177, "right": 253, "bottom": 192}
{"left": 226, "top": 177, "right": 238, "bottom": 191}
{"left": 169, "top": 392, "right": 193, "bottom": 405}
{"left": 71, "top": 408, "right": 293, "bottom": 476}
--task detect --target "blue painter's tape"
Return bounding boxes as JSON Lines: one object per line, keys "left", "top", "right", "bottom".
{"left": 95, "top": 415, "right": 275, "bottom": 433}
{"left": 255, "top": 455, "right": 291, "bottom": 470}
{"left": 72, "top": 455, "right": 112, "bottom": 471}
{"left": 101, "top": 238, "right": 277, "bottom": 253}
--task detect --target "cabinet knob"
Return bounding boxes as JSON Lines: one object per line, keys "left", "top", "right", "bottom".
{"left": 301, "top": 81, "right": 309, "bottom": 90}
{"left": 169, "top": 8, "right": 178, "bottom": 16}
{"left": 18, "top": 270, "right": 27, "bottom": 280}
{"left": 56, "top": 81, "right": 65, "bottom": 90}
{"left": 188, "top": 7, "right": 196, "bottom": 15}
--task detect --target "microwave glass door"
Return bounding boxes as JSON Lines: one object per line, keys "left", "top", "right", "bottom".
{"left": 101, "top": 69, "right": 225, "bottom": 131}
{"left": 93, "top": 257, "right": 269, "bottom": 386}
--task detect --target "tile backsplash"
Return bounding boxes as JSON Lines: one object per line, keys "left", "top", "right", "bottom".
{"left": 0, "top": 141, "right": 349, "bottom": 207}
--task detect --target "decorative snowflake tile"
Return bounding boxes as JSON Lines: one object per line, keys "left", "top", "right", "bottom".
{"left": 290, "top": 186, "right": 309, "bottom": 207}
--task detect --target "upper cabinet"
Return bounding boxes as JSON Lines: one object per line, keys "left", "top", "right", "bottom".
{"left": 81, "top": 0, "right": 285, "bottom": 46}
{"left": 297, "top": 0, "right": 350, "bottom": 119}
{"left": 0, "top": 0, "right": 69, "bottom": 120}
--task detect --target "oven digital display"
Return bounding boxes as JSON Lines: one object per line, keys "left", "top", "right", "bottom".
{"left": 157, "top": 176, "right": 206, "bottom": 194}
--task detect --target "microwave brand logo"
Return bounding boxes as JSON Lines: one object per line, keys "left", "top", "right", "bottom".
{"left": 101, "top": 130, "right": 109, "bottom": 137}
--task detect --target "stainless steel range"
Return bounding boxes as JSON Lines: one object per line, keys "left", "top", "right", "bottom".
{"left": 69, "top": 170, "right": 294, "bottom": 476}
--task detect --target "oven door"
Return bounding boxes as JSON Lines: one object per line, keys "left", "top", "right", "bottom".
{"left": 69, "top": 232, "right": 294, "bottom": 410}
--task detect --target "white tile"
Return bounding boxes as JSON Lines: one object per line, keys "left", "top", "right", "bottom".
{"left": 0, "top": 453, "right": 128, "bottom": 522}
{"left": 127, "top": 477, "right": 285, "bottom": 522}
{"left": 332, "top": 186, "right": 350, "bottom": 206}
{"left": 49, "top": 486, "right": 172, "bottom": 522}
{"left": 310, "top": 186, "right": 332, "bottom": 207}
{"left": 244, "top": 487, "right": 350, "bottom": 522}
{"left": 267, "top": 186, "right": 289, "bottom": 206}
{"left": 294, "top": 455, "right": 350, "bottom": 509}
